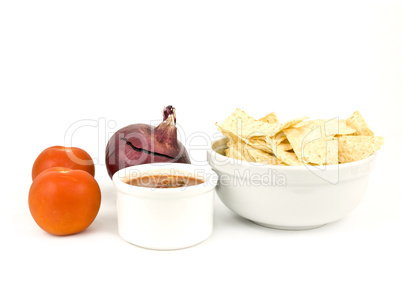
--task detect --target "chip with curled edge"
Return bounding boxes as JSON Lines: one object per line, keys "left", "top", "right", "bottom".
{"left": 346, "top": 111, "right": 374, "bottom": 136}
{"left": 258, "top": 112, "right": 279, "bottom": 123}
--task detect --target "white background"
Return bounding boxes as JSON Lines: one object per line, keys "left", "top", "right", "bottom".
{"left": 1, "top": 1, "right": 402, "bottom": 301}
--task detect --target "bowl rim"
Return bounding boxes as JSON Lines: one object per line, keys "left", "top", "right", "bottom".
{"left": 113, "top": 163, "right": 218, "bottom": 195}
{"left": 208, "top": 136, "right": 377, "bottom": 171}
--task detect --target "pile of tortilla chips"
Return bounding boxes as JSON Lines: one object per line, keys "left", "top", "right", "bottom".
{"left": 216, "top": 109, "right": 384, "bottom": 166}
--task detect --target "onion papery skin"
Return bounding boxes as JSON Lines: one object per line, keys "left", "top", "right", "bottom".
{"left": 105, "top": 119, "right": 191, "bottom": 179}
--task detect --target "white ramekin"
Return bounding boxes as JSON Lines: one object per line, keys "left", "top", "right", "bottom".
{"left": 113, "top": 163, "right": 218, "bottom": 250}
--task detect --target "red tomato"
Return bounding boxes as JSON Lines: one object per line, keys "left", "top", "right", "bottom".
{"left": 32, "top": 146, "right": 95, "bottom": 180}
{"left": 28, "top": 167, "right": 101, "bottom": 236}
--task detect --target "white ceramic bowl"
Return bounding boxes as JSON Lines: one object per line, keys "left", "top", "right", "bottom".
{"left": 113, "top": 163, "right": 218, "bottom": 250}
{"left": 207, "top": 137, "right": 377, "bottom": 230}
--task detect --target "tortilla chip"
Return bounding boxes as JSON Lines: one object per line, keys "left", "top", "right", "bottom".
{"left": 278, "top": 139, "right": 293, "bottom": 151}
{"left": 296, "top": 119, "right": 355, "bottom": 136}
{"left": 258, "top": 112, "right": 279, "bottom": 123}
{"left": 225, "top": 145, "right": 248, "bottom": 161}
{"left": 217, "top": 110, "right": 280, "bottom": 139}
{"left": 246, "top": 137, "right": 274, "bottom": 154}
{"left": 283, "top": 122, "right": 338, "bottom": 165}
{"left": 338, "top": 136, "right": 384, "bottom": 163}
{"left": 278, "top": 116, "right": 309, "bottom": 132}
{"left": 323, "top": 119, "right": 356, "bottom": 136}
{"left": 272, "top": 145, "right": 304, "bottom": 166}
{"left": 227, "top": 139, "right": 255, "bottom": 161}
{"left": 218, "top": 123, "right": 275, "bottom": 155}
{"left": 241, "top": 120, "right": 280, "bottom": 138}
{"left": 217, "top": 108, "right": 256, "bottom": 135}
{"left": 216, "top": 124, "right": 239, "bottom": 143}
{"left": 346, "top": 111, "right": 374, "bottom": 136}
{"left": 220, "top": 113, "right": 307, "bottom": 139}
{"left": 302, "top": 138, "right": 338, "bottom": 165}
{"left": 216, "top": 123, "right": 257, "bottom": 147}
{"left": 282, "top": 123, "right": 317, "bottom": 159}
{"left": 274, "top": 132, "right": 288, "bottom": 145}
{"left": 247, "top": 147, "right": 281, "bottom": 165}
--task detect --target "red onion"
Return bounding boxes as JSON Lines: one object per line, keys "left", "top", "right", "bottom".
{"left": 105, "top": 106, "right": 191, "bottom": 178}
